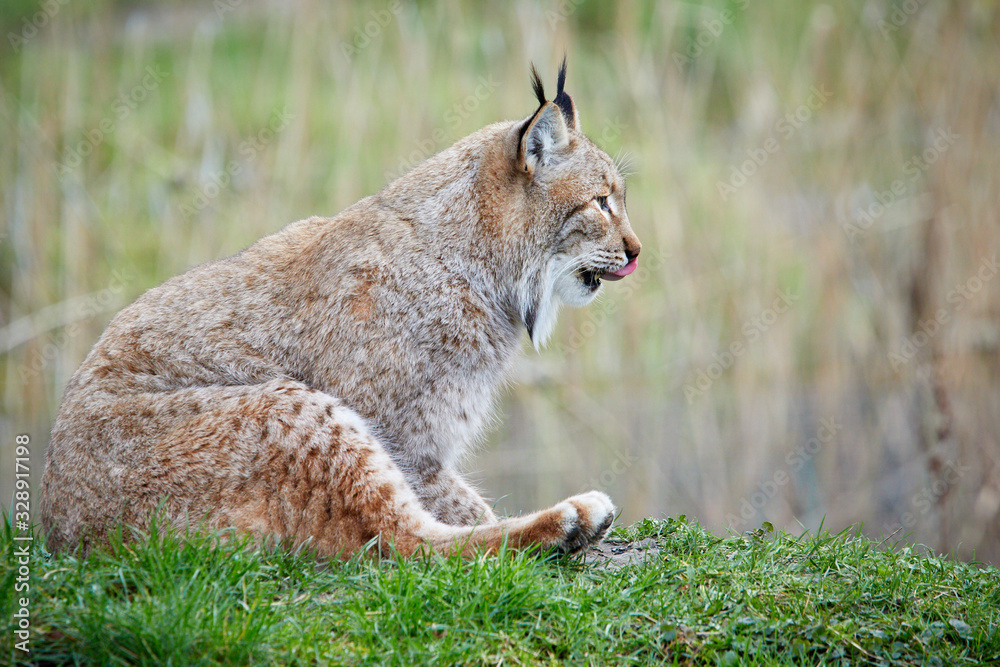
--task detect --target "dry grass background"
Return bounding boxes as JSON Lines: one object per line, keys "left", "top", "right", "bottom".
{"left": 2, "top": 0, "right": 999, "bottom": 563}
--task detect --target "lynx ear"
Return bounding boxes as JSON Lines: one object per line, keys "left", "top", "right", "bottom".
{"left": 517, "top": 102, "right": 570, "bottom": 177}
{"left": 553, "top": 56, "right": 579, "bottom": 131}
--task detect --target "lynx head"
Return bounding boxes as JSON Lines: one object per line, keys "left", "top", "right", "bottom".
{"left": 499, "top": 58, "right": 641, "bottom": 349}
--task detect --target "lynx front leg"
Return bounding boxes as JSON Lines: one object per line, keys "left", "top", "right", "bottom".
{"left": 410, "top": 461, "right": 498, "bottom": 526}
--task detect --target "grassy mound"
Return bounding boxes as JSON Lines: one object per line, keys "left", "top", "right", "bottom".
{"left": 2, "top": 517, "right": 997, "bottom": 665}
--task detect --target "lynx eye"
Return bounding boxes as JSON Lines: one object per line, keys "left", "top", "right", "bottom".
{"left": 595, "top": 195, "right": 611, "bottom": 213}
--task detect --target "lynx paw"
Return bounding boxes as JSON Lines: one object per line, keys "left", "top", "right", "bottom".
{"left": 551, "top": 491, "right": 615, "bottom": 554}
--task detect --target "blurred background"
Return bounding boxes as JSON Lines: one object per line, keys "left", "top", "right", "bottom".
{"left": 2, "top": 0, "right": 999, "bottom": 563}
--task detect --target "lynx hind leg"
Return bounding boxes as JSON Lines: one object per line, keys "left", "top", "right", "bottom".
{"left": 422, "top": 490, "right": 615, "bottom": 557}
{"left": 48, "top": 379, "right": 613, "bottom": 558}
{"left": 552, "top": 490, "right": 616, "bottom": 552}
{"left": 184, "top": 382, "right": 616, "bottom": 557}
{"left": 521, "top": 490, "right": 615, "bottom": 553}
{"left": 216, "top": 388, "right": 615, "bottom": 556}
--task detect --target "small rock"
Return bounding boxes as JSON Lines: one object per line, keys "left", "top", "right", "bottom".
{"left": 584, "top": 538, "right": 661, "bottom": 569}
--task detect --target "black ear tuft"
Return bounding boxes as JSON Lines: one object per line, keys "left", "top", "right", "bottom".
{"left": 552, "top": 55, "right": 578, "bottom": 131}
{"left": 529, "top": 63, "right": 546, "bottom": 106}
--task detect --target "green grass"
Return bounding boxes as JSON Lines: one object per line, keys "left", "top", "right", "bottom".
{"left": 3, "top": 516, "right": 997, "bottom": 665}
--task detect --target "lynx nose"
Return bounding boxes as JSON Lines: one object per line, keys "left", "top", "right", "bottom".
{"left": 623, "top": 234, "right": 641, "bottom": 261}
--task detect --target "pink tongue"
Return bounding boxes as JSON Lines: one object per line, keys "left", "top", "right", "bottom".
{"left": 601, "top": 256, "right": 638, "bottom": 281}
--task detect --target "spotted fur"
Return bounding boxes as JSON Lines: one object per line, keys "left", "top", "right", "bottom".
{"left": 40, "top": 62, "right": 641, "bottom": 558}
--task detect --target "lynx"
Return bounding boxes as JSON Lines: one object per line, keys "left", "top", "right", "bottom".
{"left": 40, "top": 60, "right": 642, "bottom": 558}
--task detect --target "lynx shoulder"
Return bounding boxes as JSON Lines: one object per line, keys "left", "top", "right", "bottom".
{"left": 40, "top": 60, "right": 641, "bottom": 557}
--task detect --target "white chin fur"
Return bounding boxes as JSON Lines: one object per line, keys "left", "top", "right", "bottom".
{"left": 554, "top": 270, "right": 600, "bottom": 307}
{"left": 526, "top": 257, "right": 600, "bottom": 351}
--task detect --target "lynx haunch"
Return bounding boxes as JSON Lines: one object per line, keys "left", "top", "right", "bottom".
{"left": 41, "top": 60, "right": 642, "bottom": 558}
